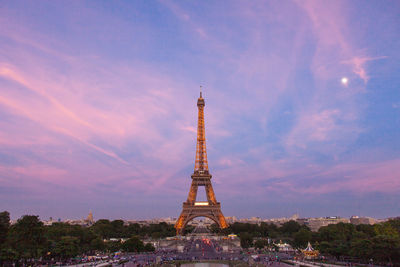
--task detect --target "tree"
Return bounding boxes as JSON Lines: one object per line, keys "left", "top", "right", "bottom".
{"left": 239, "top": 232, "right": 253, "bottom": 248}
{"left": 280, "top": 220, "right": 301, "bottom": 237}
{"left": 318, "top": 241, "right": 331, "bottom": 254}
{"left": 0, "top": 247, "right": 18, "bottom": 264}
{"left": 371, "top": 235, "right": 400, "bottom": 264}
{"left": 0, "top": 211, "right": 10, "bottom": 245}
{"left": 374, "top": 223, "right": 399, "bottom": 238}
{"left": 126, "top": 223, "right": 141, "bottom": 237}
{"left": 111, "top": 220, "right": 125, "bottom": 238}
{"left": 92, "top": 219, "right": 113, "bottom": 239}
{"left": 45, "top": 222, "right": 97, "bottom": 255}
{"left": 90, "top": 237, "right": 105, "bottom": 251}
{"left": 260, "top": 222, "right": 279, "bottom": 238}
{"left": 122, "top": 236, "right": 144, "bottom": 252}
{"left": 254, "top": 239, "right": 267, "bottom": 249}
{"left": 0, "top": 211, "right": 11, "bottom": 266}
{"left": 385, "top": 218, "right": 400, "bottom": 233}
{"left": 350, "top": 238, "right": 373, "bottom": 260}
{"left": 319, "top": 223, "right": 356, "bottom": 243}
{"left": 293, "top": 228, "right": 312, "bottom": 248}
{"left": 151, "top": 232, "right": 162, "bottom": 239}
{"left": 54, "top": 236, "right": 80, "bottom": 259}
{"left": 106, "top": 241, "right": 121, "bottom": 252}
{"left": 330, "top": 240, "right": 349, "bottom": 257}
{"left": 8, "top": 215, "right": 46, "bottom": 260}
{"left": 356, "top": 224, "right": 376, "bottom": 238}
{"left": 144, "top": 242, "right": 155, "bottom": 252}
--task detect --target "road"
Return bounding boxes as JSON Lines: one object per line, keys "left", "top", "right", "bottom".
{"left": 116, "top": 241, "right": 293, "bottom": 267}
{"left": 66, "top": 238, "right": 294, "bottom": 267}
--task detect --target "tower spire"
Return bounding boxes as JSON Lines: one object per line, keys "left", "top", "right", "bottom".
{"left": 195, "top": 88, "right": 208, "bottom": 173}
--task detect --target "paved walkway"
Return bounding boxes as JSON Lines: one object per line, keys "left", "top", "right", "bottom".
{"left": 288, "top": 260, "right": 346, "bottom": 267}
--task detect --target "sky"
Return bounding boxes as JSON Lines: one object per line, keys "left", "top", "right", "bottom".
{"left": 0, "top": 1, "right": 399, "bottom": 221}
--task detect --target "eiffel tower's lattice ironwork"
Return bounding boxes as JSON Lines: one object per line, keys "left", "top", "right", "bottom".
{"left": 194, "top": 92, "right": 208, "bottom": 172}
{"left": 175, "top": 91, "right": 228, "bottom": 235}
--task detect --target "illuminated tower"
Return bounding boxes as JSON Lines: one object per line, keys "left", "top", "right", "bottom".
{"left": 175, "top": 91, "right": 228, "bottom": 235}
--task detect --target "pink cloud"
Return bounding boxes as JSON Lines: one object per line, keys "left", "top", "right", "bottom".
{"left": 0, "top": 17, "right": 206, "bottom": 196}
{"left": 285, "top": 106, "right": 363, "bottom": 157}
{"left": 0, "top": 54, "right": 197, "bottom": 163}
{"left": 217, "top": 158, "right": 400, "bottom": 199}
{"left": 300, "top": 159, "right": 400, "bottom": 195}
{"left": 342, "top": 56, "right": 387, "bottom": 83}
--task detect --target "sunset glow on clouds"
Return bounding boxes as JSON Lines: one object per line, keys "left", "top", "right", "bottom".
{"left": 0, "top": 1, "right": 399, "bottom": 220}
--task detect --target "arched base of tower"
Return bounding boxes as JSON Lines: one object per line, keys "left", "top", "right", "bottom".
{"left": 175, "top": 202, "right": 228, "bottom": 235}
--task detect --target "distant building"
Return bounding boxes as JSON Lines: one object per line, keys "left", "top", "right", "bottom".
{"left": 262, "top": 214, "right": 300, "bottom": 226}
{"left": 350, "top": 216, "right": 377, "bottom": 225}
{"left": 225, "top": 216, "right": 238, "bottom": 224}
{"left": 42, "top": 217, "right": 54, "bottom": 226}
{"left": 305, "top": 216, "right": 350, "bottom": 231}
{"left": 60, "top": 211, "right": 96, "bottom": 227}
{"left": 238, "top": 217, "right": 262, "bottom": 224}
{"left": 125, "top": 217, "right": 177, "bottom": 226}
{"left": 296, "top": 218, "right": 308, "bottom": 225}
{"left": 36, "top": 214, "right": 385, "bottom": 231}
{"left": 290, "top": 213, "right": 299, "bottom": 220}
{"left": 85, "top": 210, "right": 94, "bottom": 225}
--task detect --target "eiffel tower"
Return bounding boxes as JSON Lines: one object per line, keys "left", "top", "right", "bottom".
{"left": 175, "top": 91, "right": 228, "bottom": 235}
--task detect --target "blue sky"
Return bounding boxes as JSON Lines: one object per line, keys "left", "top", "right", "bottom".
{"left": 0, "top": 1, "right": 399, "bottom": 220}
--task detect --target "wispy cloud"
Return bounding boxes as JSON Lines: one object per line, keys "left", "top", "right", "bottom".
{"left": 342, "top": 56, "right": 387, "bottom": 83}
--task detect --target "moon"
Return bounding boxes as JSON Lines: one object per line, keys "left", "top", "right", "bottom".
{"left": 341, "top": 77, "right": 348, "bottom": 85}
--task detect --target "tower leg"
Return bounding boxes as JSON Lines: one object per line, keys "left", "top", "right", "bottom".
{"left": 175, "top": 211, "right": 188, "bottom": 235}
{"left": 205, "top": 183, "right": 217, "bottom": 204}
{"left": 217, "top": 211, "right": 228, "bottom": 228}
{"left": 187, "top": 182, "right": 198, "bottom": 203}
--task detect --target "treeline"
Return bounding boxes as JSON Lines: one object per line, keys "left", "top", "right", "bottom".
{"left": 2, "top": 210, "right": 399, "bottom": 265}
{"left": 211, "top": 219, "right": 400, "bottom": 264}
{"left": 0, "top": 211, "right": 173, "bottom": 264}
{"left": 210, "top": 220, "right": 314, "bottom": 248}
{"left": 90, "top": 218, "right": 175, "bottom": 239}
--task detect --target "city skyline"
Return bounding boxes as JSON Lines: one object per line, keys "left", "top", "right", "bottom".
{"left": 0, "top": 1, "right": 399, "bottom": 220}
